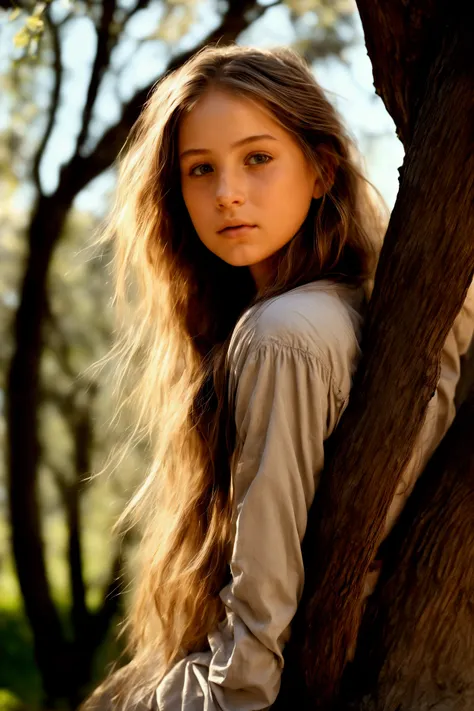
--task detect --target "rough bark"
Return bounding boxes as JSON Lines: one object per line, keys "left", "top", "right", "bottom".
{"left": 338, "top": 382, "right": 474, "bottom": 711}
{"left": 276, "top": 7, "right": 474, "bottom": 711}
{"left": 355, "top": 1, "right": 438, "bottom": 148}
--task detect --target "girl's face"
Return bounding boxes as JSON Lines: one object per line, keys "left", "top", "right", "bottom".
{"left": 178, "top": 89, "right": 323, "bottom": 288}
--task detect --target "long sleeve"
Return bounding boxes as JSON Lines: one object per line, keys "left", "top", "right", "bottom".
{"left": 155, "top": 339, "right": 348, "bottom": 711}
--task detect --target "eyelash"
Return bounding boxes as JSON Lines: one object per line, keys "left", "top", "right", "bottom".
{"left": 188, "top": 153, "right": 273, "bottom": 177}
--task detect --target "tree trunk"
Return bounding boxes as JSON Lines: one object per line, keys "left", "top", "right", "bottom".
{"left": 275, "top": 6, "right": 474, "bottom": 711}
{"left": 69, "top": 394, "right": 93, "bottom": 658}
{"left": 6, "top": 191, "right": 77, "bottom": 706}
{"left": 338, "top": 375, "right": 474, "bottom": 711}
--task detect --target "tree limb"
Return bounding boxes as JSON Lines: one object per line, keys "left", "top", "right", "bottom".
{"left": 48, "top": 462, "right": 90, "bottom": 646}
{"left": 32, "top": 8, "right": 63, "bottom": 195}
{"left": 121, "top": 0, "right": 152, "bottom": 28}
{"left": 57, "top": 0, "right": 280, "bottom": 199}
{"left": 74, "top": 0, "right": 118, "bottom": 157}
{"left": 0, "top": 0, "right": 33, "bottom": 10}
{"left": 48, "top": 462, "right": 70, "bottom": 500}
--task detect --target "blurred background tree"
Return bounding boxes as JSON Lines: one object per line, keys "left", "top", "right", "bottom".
{"left": 0, "top": 0, "right": 403, "bottom": 708}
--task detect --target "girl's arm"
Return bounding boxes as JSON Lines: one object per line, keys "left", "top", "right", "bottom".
{"left": 156, "top": 337, "right": 346, "bottom": 711}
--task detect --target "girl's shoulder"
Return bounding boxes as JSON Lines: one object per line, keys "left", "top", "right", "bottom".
{"left": 228, "top": 279, "right": 366, "bottom": 398}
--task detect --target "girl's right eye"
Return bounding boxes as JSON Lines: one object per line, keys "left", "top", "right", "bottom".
{"left": 189, "top": 163, "right": 213, "bottom": 177}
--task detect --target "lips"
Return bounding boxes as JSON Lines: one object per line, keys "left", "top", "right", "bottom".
{"left": 218, "top": 224, "right": 256, "bottom": 234}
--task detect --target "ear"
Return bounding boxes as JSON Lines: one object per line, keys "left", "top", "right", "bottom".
{"left": 312, "top": 158, "right": 336, "bottom": 199}
{"left": 312, "top": 178, "right": 325, "bottom": 200}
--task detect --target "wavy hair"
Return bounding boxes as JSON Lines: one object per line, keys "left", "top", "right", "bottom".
{"left": 85, "top": 44, "right": 386, "bottom": 709}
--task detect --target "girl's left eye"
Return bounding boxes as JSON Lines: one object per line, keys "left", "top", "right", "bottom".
{"left": 247, "top": 153, "right": 272, "bottom": 166}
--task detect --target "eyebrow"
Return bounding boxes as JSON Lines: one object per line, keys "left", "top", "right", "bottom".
{"left": 179, "top": 133, "right": 278, "bottom": 160}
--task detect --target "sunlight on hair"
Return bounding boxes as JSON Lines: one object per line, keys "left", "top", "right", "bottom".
{"left": 81, "top": 43, "right": 388, "bottom": 711}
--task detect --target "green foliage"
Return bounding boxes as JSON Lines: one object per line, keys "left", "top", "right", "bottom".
{"left": 9, "top": 1, "right": 50, "bottom": 60}
{"left": 0, "top": 607, "right": 42, "bottom": 707}
{"left": 0, "top": 690, "right": 27, "bottom": 711}
{"left": 0, "top": 599, "right": 129, "bottom": 708}
{"left": 0, "top": 689, "right": 28, "bottom": 711}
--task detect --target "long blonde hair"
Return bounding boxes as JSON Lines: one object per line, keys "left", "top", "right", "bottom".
{"left": 87, "top": 44, "right": 386, "bottom": 709}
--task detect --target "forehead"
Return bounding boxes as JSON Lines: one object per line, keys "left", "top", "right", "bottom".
{"left": 178, "top": 89, "right": 288, "bottom": 151}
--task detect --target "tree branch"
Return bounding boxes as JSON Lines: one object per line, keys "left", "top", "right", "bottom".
{"left": 48, "top": 462, "right": 70, "bottom": 499}
{"left": 0, "top": 0, "right": 33, "bottom": 10}
{"left": 32, "top": 8, "right": 63, "bottom": 194}
{"left": 57, "top": 0, "right": 280, "bottom": 199}
{"left": 121, "top": 0, "right": 151, "bottom": 27}
{"left": 46, "top": 382, "right": 99, "bottom": 658}
{"left": 48, "top": 461, "right": 90, "bottom": 644}
{"left": 74, "top": 0, "right": 117, "bottom": 157}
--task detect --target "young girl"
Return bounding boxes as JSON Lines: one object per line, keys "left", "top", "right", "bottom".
{"left": 87, "top": 45, "right": 474, "bottom": 710}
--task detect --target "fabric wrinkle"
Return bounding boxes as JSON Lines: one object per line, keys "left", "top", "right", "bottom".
{"left": 155, "top": 278, "right": 474, "bottom": 711}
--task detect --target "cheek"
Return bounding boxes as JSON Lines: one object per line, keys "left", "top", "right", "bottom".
{"left": 262, "top": 159, "right": 304, "bottom": 193}
{"left": 181, "top": 185, "right": 213, "bottom": 244}
{"left": 261, "top": 163, "right": 311, "bottom": 210}
{"left": 182, "top": 181, "right": 210, "bottom": 219}
{"left": 180, "top": 180, "right": 192, "bottom": 208}
{"left": 181, "top": 184, "right": 200, "bottom": 223}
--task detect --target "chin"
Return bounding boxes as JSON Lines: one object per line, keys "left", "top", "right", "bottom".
{"left": 217, "top": 254, "right": 258, "bottom": 268}
{"left": 221, "top": 249, "right": 271, "bottom": 267}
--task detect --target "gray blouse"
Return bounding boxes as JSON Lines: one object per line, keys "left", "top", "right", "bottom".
{"left": 155, "top": 279, "right": 474, "bottom": 711}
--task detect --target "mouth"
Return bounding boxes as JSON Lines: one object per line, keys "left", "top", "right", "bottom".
{"left": 218, "top": 224, "right": 256, "bottom": 236}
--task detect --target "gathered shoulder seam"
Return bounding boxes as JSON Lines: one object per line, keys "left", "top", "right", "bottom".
{"left": 253, "top": 336, "right": 345, "bottom": 403}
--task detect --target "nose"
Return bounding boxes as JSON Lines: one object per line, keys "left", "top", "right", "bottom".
{"left": 215, "top": 171, "right": 245, "bottom": 209}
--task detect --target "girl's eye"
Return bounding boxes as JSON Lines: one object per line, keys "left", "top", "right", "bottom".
{"left": 188, "top": 153, "right": 272, "bottom": 177}
{"left": 190, "top": 163, "right": 213, "bottom": 177}
{"left": 247, "top": 153, "right": 272, "bottom": 166}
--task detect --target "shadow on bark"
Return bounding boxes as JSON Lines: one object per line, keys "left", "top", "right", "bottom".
{"left": 337, "top": 368, "right": 474, "bottom": 711}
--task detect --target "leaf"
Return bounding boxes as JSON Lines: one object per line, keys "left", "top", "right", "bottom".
{"left": 33, "top": 1, "right": 47, "bottom": 15}
{"left": 26, "top": 15, "right": 44, "bottom": 32}
{"left": 13, "top": 27, "right": 30, "bottom": 48}
{"left": 9, "top": 7, "right": 21, "bottom": 21}
{"left": 285, "top": 0, "right": 321, "bottom": 14}
{"left": 28, "top": 38, "right": 39, "bottom": 57}
{"left": 334, "top": 0, "right": 356, "bottom": 12}
{"left": 318, "top": 5, "right": 337, "bottom": 27}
